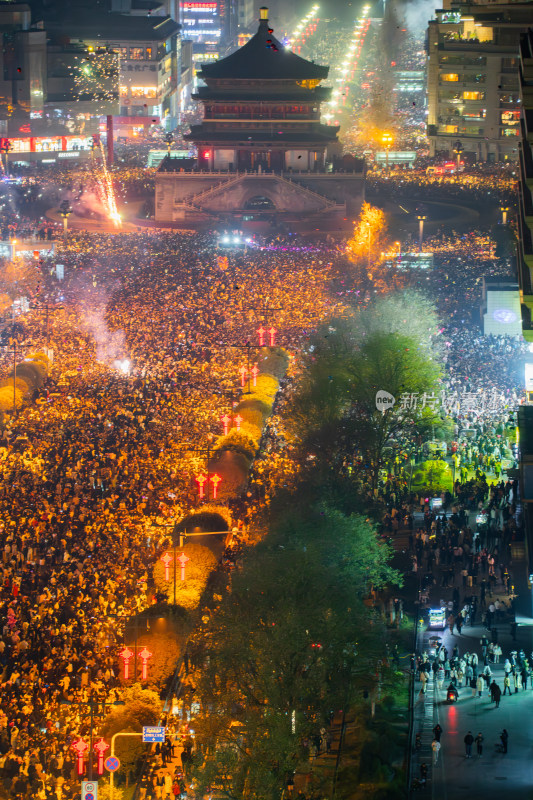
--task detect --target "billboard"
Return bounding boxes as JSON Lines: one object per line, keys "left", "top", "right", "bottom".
{"left": 483, "top": 289, "right": 522, "bottom": 337}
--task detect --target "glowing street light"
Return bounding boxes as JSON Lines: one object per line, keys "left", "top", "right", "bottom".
{"left": 160, "top": 552, "right": 172, "bottom": 581}
{"left": 257, "top": 325, "right": 266, "bottom": 346}
{"left": 239, "top": 365, "right": 248, "bottom": 387}
{"left": 195, "top": 473, "right": 207, "bottom": 499}
{"left": 235, "top": 413, "right": 243, "bottom": 430}
{"left": 500, "top": 205, "right": 510, "bottom": 225}
{"left": 177, "top": 551, "right": 190, "bottom": 581}
{"left": 381, "top": 132, "right": 393, "bottom": 170}
{"left": 72, "top": 738, "right": 88, "bottom": 776}
{"left": 222, "top": 413, "right": 231, "bottom": 435}
{"left": 119, "top": 646, "right": 134, "bottom": 679}
{"left": 94, "top": 738, "right": 109, "bottom": 776}
{"left": 268, "top": 327, "right": 277, "bottom": 346}
{"left": 210, "top": 473, "right": 222, "bottom": 499}
{"left": 417, "top": 213, "right": 427, "bottom": 253}
{"left": 138, "top": 647, "right": 152, "bottom": 681}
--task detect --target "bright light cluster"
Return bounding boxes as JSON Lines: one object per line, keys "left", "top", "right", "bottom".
{"left": 71, "top": 47, "right": 118, "bottom": 113}
{"left": 322, "top": 5, "right": 371, "bottom": 124}
{"left": 287, "top": 5, "right": 320, "bottom": 52}
{"left": 96, "top": 140, "right": 121, "bottom": 228}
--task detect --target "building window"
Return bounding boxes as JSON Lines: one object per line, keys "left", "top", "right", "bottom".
{"left": 501, "top": 110, "right": 520, "bottom": 124}
{"left": 146, "top": 47, "right": 153, "bottom": 59}
{"left": 463, "top": 91, "right": 484, "bottom": 100}
{"left": 130, "top": 48, "right": 145, "bottom": 60}
{"left": 113, "top": 47, "right": 128, "bottom": 58}
{"left": 131, "top": 86, "right": 157, "bottom": 99}
{"left": 441, "top": 73, "right": 459, "bottom": 82}
{"left": 501, "top": 127, "right": 520, "bottom": 137}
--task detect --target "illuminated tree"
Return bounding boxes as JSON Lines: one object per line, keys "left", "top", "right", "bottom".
{"left": 101, "top": 685, "right": 162, "bottom": 775}
{"left": 287, "top": 298, "right": 442, "bottom": 486}
{"left": 346, "top": 202, "right": 388, "bottom": 274}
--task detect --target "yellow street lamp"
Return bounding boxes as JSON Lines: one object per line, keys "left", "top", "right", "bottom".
{"left": 381, "top": 132, "right": 393, "bottom": 170}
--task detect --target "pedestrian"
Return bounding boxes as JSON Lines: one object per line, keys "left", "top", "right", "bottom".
{"left": 503, "top": 674, "right": 511, "bottom": 696}
{"left": 432, "top": 738, "right": 441, "bottom": 765}
{"left": 464, "top": 731, "right": 474, "bottom": 758}
{"left": 476, "top": 675, "right": 484, "bottom": 697}
{"left": 432, "top": 723, "right": 443, "bottom": 742}
{"left": 491, "top": 680, "right": 501, "bottom": 707}
{"left": 475, "top": 732, "right": 484, "bottom": 756}
{"left": 500, "top": 729, "right": 508, "bottom": 754}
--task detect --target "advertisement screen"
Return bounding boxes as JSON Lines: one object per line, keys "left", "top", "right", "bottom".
{"left": 483, "top": 289, "right": 522, "bottom": 337}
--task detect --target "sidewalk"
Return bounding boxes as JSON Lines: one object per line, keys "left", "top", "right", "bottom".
{"left": 428, "top": 621, "right": 533, "bottom": 800}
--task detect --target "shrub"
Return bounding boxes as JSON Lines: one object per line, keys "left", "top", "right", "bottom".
{"left": 254, "top": 374, "right": 279, "bottom": 401}
{"left": 11, "top": 362, "right": 43, "bottom": 389}
{"left": 26, "top": 352, "right": 49, "bottom": 367}
{"left": 238, "top": 406, "right": 264, "bottom": 429}
{"left": 240, "top": 421, "right": 262, "bottom": 444}
{"left": 153, "top": 543, "right": 218, "bottom": 609}
{"left": 213, "top": 429, "right": 257, "bottom": 461}
{"left": 176, "top": 507, "right": 231, "bottom": 533}
{"left": 0, "top": 386, "right": 23, "bottom": 412}
{"left": 235, "top": 396, "right": 272, "bottom": 421}
{"left": 23, "top": 358, "right": 47, "bottom": 380}
{"left": 14, "top": 377, "right": 31, "bottom": 397}
{"left": 257, "top": 347, "right": 289, "bottom": 378}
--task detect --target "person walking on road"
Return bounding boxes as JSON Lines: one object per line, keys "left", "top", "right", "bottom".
{"left": 464, "top": 731, "right": 474, "bottom": 758}
{"left": 500, "top": 729, "right": 508, "bottom": 754}
{"left": 432, "top": 724, "right": 443, "bottom": 742}
{"left": 503, "top": 674, "right": 512, "bottom": 696}
{"left": 475, "top": 732, "right": 484, "bottom": 756}
{"left": 432, "top": 738, "right": 441, "bottom": 765}
{"left": 490, "top": 680, "right": 501, "bottom": 708}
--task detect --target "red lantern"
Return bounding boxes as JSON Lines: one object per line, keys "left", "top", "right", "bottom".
{"left": 222, "top": 413, "right": 231, "bottom": 435}
{"left": 257, "top": 326, "right": 266, "bottom": 346}
{"left": 139, "top": 646, "right": 152, "bottom": 680}
{"left": 177, "top": 551, "right": 190, "bottom": 581}
{"left": 210, "top": 473, "right": 222, "bottom": 499}
{"left": 251, "top": 364, "right": 259, "bottom": 387}
{"left": 235, "top": 414, "right": 242, "bottom": 431}
{"left": 94, "top": 738, "right": 109, "bottom": 775}
{"left": 160, "top": 552, "right": 172, "bottom": 581}
{"left": 119, "top": 646, "right": 134, "bottom": 679}
{"left": 72, "top": 738, "right": 88, "bottom": 776}
{"left": 268, "top": 327, "right": 277, "bottom": 346}
{"left": 195, "top": 473, "right": 207, "bottom": 499}
{"left": 239, "top": 365, "right": 247, "bottom": 387}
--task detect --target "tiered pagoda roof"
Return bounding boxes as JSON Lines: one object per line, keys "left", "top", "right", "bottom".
{"left": 198, "top": 8, "right": 328, "bottom": 82}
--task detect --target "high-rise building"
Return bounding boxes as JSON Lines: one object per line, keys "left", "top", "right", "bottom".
{"left": 518, "top": 29, "right": 533, "bottom": 340}
{"left": 427, "top": 1, "right": 533, "bottom": 161}
{"left": 0, "top": 3, "right": 46, "bottom": 134}
{"left": 45, "top": 9, "right": 180, "bottom": 130}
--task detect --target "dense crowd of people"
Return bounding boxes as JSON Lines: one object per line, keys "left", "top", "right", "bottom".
{"left": 0, "top": 228, "right": 342, "bottom": 800}
{"left": 0, "top": 141, "right": 525, "bottom": 800}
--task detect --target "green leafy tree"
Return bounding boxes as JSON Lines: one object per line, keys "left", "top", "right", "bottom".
{"left": 189, "top": 505, "right": 400, "bottom": 800}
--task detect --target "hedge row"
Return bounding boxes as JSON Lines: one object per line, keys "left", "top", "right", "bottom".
{"left": 0, "top": 352, "right": 49, "bottom": 413}
{"left": 212, "top": 349, "right": 288, "bottom": 469}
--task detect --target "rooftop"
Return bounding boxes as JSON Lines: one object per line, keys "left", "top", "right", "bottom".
{"left": 46, "top": 10, "right": 179, "bottom": 42}
{"left": 199, "top": 7, "right": 328, "bottom": 82}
